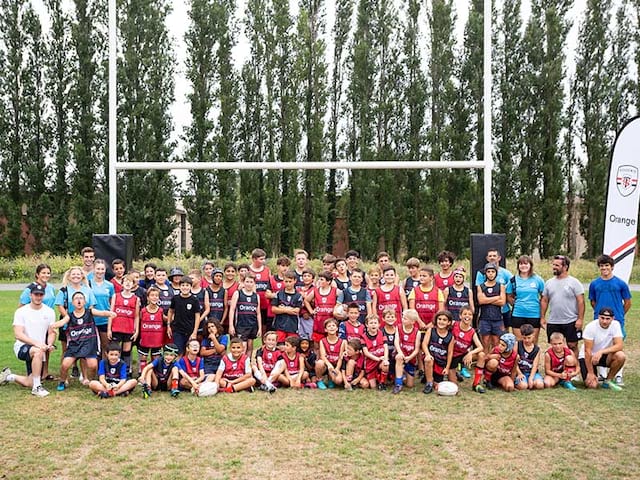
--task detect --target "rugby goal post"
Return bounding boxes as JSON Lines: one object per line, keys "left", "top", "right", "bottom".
{"left": 107, "top": 0, "right": 494, "bottom": 235}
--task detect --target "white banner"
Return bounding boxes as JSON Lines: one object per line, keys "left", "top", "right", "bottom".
{"left": 603, "top": 116, "right": 640, "bottom": 283}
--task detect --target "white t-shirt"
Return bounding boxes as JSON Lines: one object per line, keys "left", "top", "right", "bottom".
{"left": 578, "top": 319, "right": 623, "bottom": 359}
{"left": 13, "top": 303, "right": 56, "bottom": 357}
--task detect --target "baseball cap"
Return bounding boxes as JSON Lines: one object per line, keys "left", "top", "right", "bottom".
{"left": 169, "top": 267, "right": 184, "bottom": 278}
{"left": 29, "top": 283, "right": 45, "bottom": 295}
{"left": 212, "top": 268, "right": 223, "bottom": 276}
{"left": 598, "top": 307, "right": 614, "bottom": 318}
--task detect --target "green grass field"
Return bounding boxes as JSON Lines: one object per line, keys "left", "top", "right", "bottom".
{"left": 1, "top": 290, "right": 639, "bottom": 479}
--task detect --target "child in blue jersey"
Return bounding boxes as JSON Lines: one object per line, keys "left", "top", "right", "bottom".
{"left": 336, "top": 269, "right": 371, "bottom": 323}
{"left": 506, "top": 255, "right": 545, "bottom": 342}
{"left": 88, "top": 342, "right": 137, "bottom": 398}
{"left": 514, "top": 324, "right": 544, "bottom": 390}
{"left": 139, "top": 343, "right": 180, "bottom": 398}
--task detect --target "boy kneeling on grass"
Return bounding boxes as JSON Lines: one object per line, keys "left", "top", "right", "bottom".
{"left": 88, "top": 342, "right": 137, "bottom": 398}
{"left": 214, "top": 337, "right": 256, "bottom": 393}
{"left": 483, "top": 333, "right": 519, "bottom": 392}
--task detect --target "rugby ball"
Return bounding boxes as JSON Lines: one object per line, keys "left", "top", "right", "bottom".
{"left": 334, "top": 304, "right": 346, "bottom": 319}
{"left": 436, "top": 381, "right": 458, "bottom": 396}
{"left": 197, "top": 382, "right": 218, "bottom": 397}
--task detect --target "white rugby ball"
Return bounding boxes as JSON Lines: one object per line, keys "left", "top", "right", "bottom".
{"left": 437, "top": 381, "right": 458, "bottom": 396}
{"left": 197, "top": 382, "right": 218, "bottom": 397}
{"left": 334, "top": 304, "right": 346, "bottom": 318}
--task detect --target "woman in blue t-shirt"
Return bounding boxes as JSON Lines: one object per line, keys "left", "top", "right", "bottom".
{"left": 506, "top": 255, "right": 545, "bottom": 343}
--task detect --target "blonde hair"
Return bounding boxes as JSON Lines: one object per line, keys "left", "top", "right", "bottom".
{"left": 61, "top": 266, "right": 89, "bottom": 288}
{"left": 402, "top": 309, "right": 420, "bottom": 323}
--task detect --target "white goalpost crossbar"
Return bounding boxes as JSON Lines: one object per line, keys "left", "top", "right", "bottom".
{"left": 107, "top": 0, "right": 493, "bottom": 236}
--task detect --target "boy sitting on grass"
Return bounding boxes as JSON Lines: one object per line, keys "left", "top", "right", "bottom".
{"left": 88, "top": 342, "right": 138, "bottom": 398}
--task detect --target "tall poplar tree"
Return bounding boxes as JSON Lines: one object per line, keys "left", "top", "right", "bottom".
{"left": 118, "top": 0, "right": 176, "bottom": 257}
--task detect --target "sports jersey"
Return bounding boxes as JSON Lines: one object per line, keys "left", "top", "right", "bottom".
{"left": 20, "top": 282, "right": 57, "bottom": 309}
{"left": 266, "top": 274, "right": 285, "bottom": 318}
{"left": 408, "top": 285, "right": 443, "bottom": 326}
{"left": 170, "top": 294, "right": 201, "bottom": 336}
{"left": 375, "top": 285, "right": 403, "bottom": 322}
{"left": 218, "top": 353, "right": 250, "bottom": 380}
{"left": 451, "top": 321, "right": 476, "bottom": 358}
{"left": 224, "top": 281, "right": 239, "bottom": 303}
{"left": 588, "top": 276, "right": 631, "bottom": 326}
{"left": 446, "top": 285, "right": 471, "bottom": 321}
{"left": 491, "top": 346, "right": 518, "bottom": 375}
{"left": 255, "top": 347, "right": 281, "bottom": 374}
{"left": 177, "top": 355, "right": 203, "bottom": 379}
{"left": 506, "top": 274, "right": 545, "bottom": 318}
{"left": 154, "top": 284, "right": 174, "bottom": 315}
{"left": 283, "top": 351, "right": 302, "bottom": 376}
{"left": 55, "top": 285, "right": 96, "bottom": 314}
{"left": 65, "top": 309, "right": 99, "bottom": 358}
{"left": 234, "top": 290, "right": 259, "bottom": 329}
{"left": 192, "top": 288, "right": 208, "bottom": 315}
{"left": 475, "top": 267, "right": 513, "bottom": 314}
{"left": 321, "top": 337, "right": 345, "bottom": 365}
{"left": 434, "top": 272, "right": 454, "bottom": 290}
{"left": 272, "top": 289, "right": 303, "bottom": 334}
{"left": 517, "top": 341, "right": 539, "bottom": 375}
{"left": 479, "top": 282, "right": 502, "bottom": 321}
{"left": 339, "top": 321, "right": 365, "bottom": 341}
{"left": 90, "top": 280, "right": 115, "bottom": 326}
{"left": 111, "top": 278, "right": 124, "bottom": 294}
{"left": 363, "top": 330, "right": 386, "bottom": 373}
{"left": 132, "top": 286, "right": 147, "bottom": 308}
{"left": 334, "top": 276, "right": 351, "bottom": 291}
{"left": 297, "top": 284, "right": 315, "bottom": 319}
{"left": 201, "top": 335, "right": 228, "bottom": 373}
{"left": 342, "top": 351, "right": 364, "bottom": 375}
{"left": 546, "top": 346, "right": 573, "bottom": 373}
{"left": 139, "top": 306, "right": 165, "bottom": 348}
{"left": 397, "top": 325, "right": 419, "bottom": 363}
{"left": 426, "top": 328, "right": 453, "bottom": 373}
{"left": 337, "top": 286, "right": 371, "bottom": 324}
{"left": 98, "top": 359, "right": 128, "bottom": 383}
{"left": 403, "top": 277, "right": 420, "bottom": 298}
{"left": 250, "top": 265, "right": 271, "bottom": 314}
{"left": 382, "top": 326, "right": 397, "bottom": 358}
{"left": 312, "top": 286, "right": 338, "bottom": 334}
{"left": 208, "top": 286, "right": 226, "bottom": 321}
{"left": 111, "top": 293, "right": 138, "bottom": 334}
{"left": 151, "top": 357, "right": 176, "bottom": 383}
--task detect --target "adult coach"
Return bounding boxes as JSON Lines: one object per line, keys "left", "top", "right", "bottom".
{"left": 579, "top": 307, "right": 625, "bottom": 391}
{"left": 0, "top": 284, "right": 57, "bottom": 397}
{"left": 475, "top": 248, "right": 512, "bottom": 329}
{"left": 540, "top": 255, "right": 585, "bottom": 357}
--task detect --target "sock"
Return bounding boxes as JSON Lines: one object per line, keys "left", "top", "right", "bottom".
{"left": 395, "top": 376, "right": 403, "bottom": 386}
{"left": 139, "top": 358, "right": 147, "bottom": 374}
{"left": 122, "top": 351, "right": 132, "bottom": 372}
{"left": 32, "top": 376, "right": 41, "bottom": 389}
{"left": 7, "top": 374, "right": 16, "bottom": 382}
{"left": 473, "top": 368, "right": 483, "bottom": 386}
{"left": 171, "top": 378, "right": 178, "bottom": 390}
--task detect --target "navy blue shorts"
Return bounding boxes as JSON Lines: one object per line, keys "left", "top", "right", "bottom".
{"left": 17, "top": 344, "right": 34, "bottom": 375}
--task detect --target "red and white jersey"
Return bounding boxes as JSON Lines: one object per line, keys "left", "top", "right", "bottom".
{"left": 321, "top": 337, "right": 345, "bottom": 364}
{"left": 283, "top": 351, "right": 302, "bottom": 376}
{"left": 375, "top": 285, "right": 403, "bottom": 322}
{"left": 312, "top": 287, "right": 338, "bottom": 334}
{"left": 220, "top": 353, "right": 250, "bottom": 380}
{"left": 451, "top": 321, "right": 476, "bottom": 358}
{"left": 139, "top": 306, "right": 164, "bottom": 348}
{"left": 398, "top": 326, "right": 419, "bottom": 364}
{"left": 111, "top": 293, "right": 138, "bottom": 334}
{"left": 492, "top": 346, "right": 518, "bottom": 375}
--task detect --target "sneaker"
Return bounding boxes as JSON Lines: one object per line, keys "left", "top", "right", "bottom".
{"left": 615, "top": 375, "right": 625, "bottom": 386}
{"left": 377, "top": 383, "right": 387, "bottom": 391}
{"left": 456, "top": 371, "right": 464, "bottom": 382}
{"left": 602, "top": 380, "right": 622, "bottom": 392}
{"left": 170, "top": 388, "right": 181, "bottom": 397}
{"left": 0, "top": 367, "right": 12, "bottom": 385}
{"left": 223, "top": 385, "right": 234, "bottom": 393}
{"left": 420, "top": 372, "right": 427, "bottom": 384}
{"left": 31, "top": 385, "right": 50, "bottom": 397}
{"left": 561, "top": 380, "right": 577, "bottom": 391}
{"left": 327, "top": 380, "right": 336, "bottom": 389}
{"left": 317, "top": 380, "right": 327, "bottom": 390}
{"left": 304, "top": 382, "right": 317, "bottom": 389}
{"left": 422, "top": 383, "right": 433, "bottom": 394}
{"left": 143, "top": 388, "right": 151, "bottom": 399}
{"left": 266, "top": 384, "right": 277, "bottom": 393}
{"left": 392, "top": 384, "right": 402, "bottom": 394}
{"left": 98, "top": 391, "right": 110, "bottom": 399}
{"left": 57, "top": 381, "right": 66, "bottom": 392}
{"left": 473, "top": 383, "right": 486, "bottom": 394}
{"left": 460, "top": 367, "right": 471, "bottom": 378}
{"left": 258, "top": 384, "right": 269, "bottom": 392}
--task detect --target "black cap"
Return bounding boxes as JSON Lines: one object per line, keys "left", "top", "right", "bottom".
{"left": 29, "top": 284, "right": 45, "bottom": 295}
{"left": 483, "top": 263, "right": 498, "bottom": 273}
{"left": 598, "top": 307, "right": 614, "bottom": 318}
{"left": 169, "top": 267, "right": 184, "bottom": 278}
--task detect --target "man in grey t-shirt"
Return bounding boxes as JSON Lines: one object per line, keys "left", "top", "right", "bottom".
{"left": 540, "top": 255, "right": 585, "bottom": 356}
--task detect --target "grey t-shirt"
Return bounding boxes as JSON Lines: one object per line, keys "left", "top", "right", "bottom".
{"left": 543, "top": 275, "right": 584, "bottom": 325}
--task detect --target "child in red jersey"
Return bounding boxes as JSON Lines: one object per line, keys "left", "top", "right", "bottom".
{"left": 543, "top": 332, "right": 578, "bottom": 391}
{"left": 484, "top": 333, "right": 519, "bottom": 392}
{"left": 367, "top": 265, "right": 382, "bottom": 295}
{"left": 450, "top": 306, "right": 484, "bottom": 384}
{"left": 434, "top": 250, "right": 456, "bottom": 290}
{"left": 408, "top": 265, "right": 444, "bottom": 328}
{"left": 249, "top": 248, "right": 272, "bottom": 331}
{"left": 403, "top": 257, "right": 421, "bottom": 297}
{"left": 392, "top": 309, "right": 421, "bottom": 394}
{"left": 339, "top": 303, "right": 365, "bottom": 341}
{"left": 108, "top": 274, "right": 140, "bottom": 374}
{"left": 316, "top": 318, "right": 345, "bottom": 389}
{"left": 137, "top": 286, "right": 166, "bottom": 375}
{"left": 214, "top": 337, "right": 255, "bottom": 393}
{"left": 342, "top": 338, "right": 367, "bottom": 390}
{"left": 272, "top": 336, "right": 308, "bottom": 389}
{"left": 362, "top": 314, "right": 389, "bottom": 390}
{"left": 304, "top": 271, "right": 338, "bottom": 349}
{"left": 175, "top": 339, "right": 207, "bottom": 395}
{"left": 222, "top": 262, "right": 239, "bottom": 311}
{"left": 374, "top": 266, "right": 408, "bottom": 322}
{"left": 252, "top": 331, "right": 279, "bottom": 392}
{"left": 266, "top": 256, "right": 291, "bottom": 321}
{"left": 110, "top": 258, "right": 126, "bottom": 294}
{"left": 422, "top": 310, "right": 454, "bottom": 394}
{"left": 297, "top": 268, "right": 316, "bottom": 340}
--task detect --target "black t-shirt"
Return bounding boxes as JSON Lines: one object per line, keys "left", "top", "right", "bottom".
{"left": 170, "top": 294, "right": 201, "bottom": 335}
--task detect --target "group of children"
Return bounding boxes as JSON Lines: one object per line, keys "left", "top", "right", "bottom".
{"left": 14, "top": 247, "right": 591, "bottom": 399}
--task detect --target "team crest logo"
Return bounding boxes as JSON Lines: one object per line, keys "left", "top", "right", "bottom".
{"left": 403, "top": 334, "right": 408, "bottom": 341}
{"left": 385, "top": 294, "right": 390, "bottom": 300}
{"left": 77, "top": 318, "right": 84, "bottom": 325}
{"left": 352, "top": 295, "right": 357, "bottom": 301}
{"left": 124, "top": 299, "right": 129, "bottom": 306}
{"left": 487, "top": 288, "right": 493, "bottom": 293}
{"left": 456, "top": 292, "right": 461, "bottom": 298}
{"left": 187, "top": 304, "right": 192, "bottom": 310}
{"left": 287, "top": 296, "right": 291, "bottom": 301}
{"left": 213, "top": 293, "right": 218, "bottom": 299}
{"left": 617, "top": 165, "right": 638, "bottom": 197}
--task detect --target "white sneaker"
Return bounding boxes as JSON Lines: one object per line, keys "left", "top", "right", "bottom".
{"left": 31, "top": 385, "right": 50, "bottom": 397}
{"left": 0, "top": 367, "right": 12, "bottom": 385}
{"left": 615, "top": 375, "right": 624, "bottom": 386}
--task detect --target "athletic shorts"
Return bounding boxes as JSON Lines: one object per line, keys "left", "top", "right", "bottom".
{"left": 502, "top": 310, "right": 512, "bottom": 329}
{"left": 403, "top": 362, "right": 416, "bottom": 377}
{"left": 311, "top": 332, "right": 325, "bottom": 343}
{"left": 17, "top": 344, "right": 34, "bottom": 375}
{"left": 433, "top": 371, "right": 445, "bottom": 383}
{"left": 511, "top": 316, "right": 540, "bottom": 329}
{"left": 515, "top": 372, "right": 543, "bottom": 385}
{"left": 297, "top": 318, "right": 313, "bottom": 340}
{"left": 236, "top": 325, "right": 258, "bottom": 341}
{"left": 490, "top": 371, "right": 511, "bottom": 385}
{"left": 137, "top": 346, "right": 163, "bottom": 358}
{"left": 276, "top": 330, "right": 298, "bottom": 344}
{"left": 479, "top": 319, "right": 504, "bottom": 336}
{"left": 96, "top": 324, "right": 108, "bottom": 333}
{"left": 111, "top": 331, "right": 134, "bottom": 343}
{"left": 579, "top": 355, "right": 609, "bottom": 380}
{"left": 546, "top": 322, "right": 582, "bottom": 344}
{"left": 450, "top": 354, "right": 468, "bottom": 370}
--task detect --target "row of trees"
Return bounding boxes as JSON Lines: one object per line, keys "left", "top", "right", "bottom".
{"left": 0, "top": 0, "right": 637, "bottom": 260}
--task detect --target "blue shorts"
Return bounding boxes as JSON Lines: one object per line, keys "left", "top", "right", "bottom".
{"left": 479, "top": 319, "right": 504, "bottom": 336}
{"left": 515, "top": 372, "right": 543, "bottom": 385}
{"left": 17, "top": 344, "right": 34, "bottom": 375}
{"left": 403, "top": 362, "right": 416, "bottom": 377}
